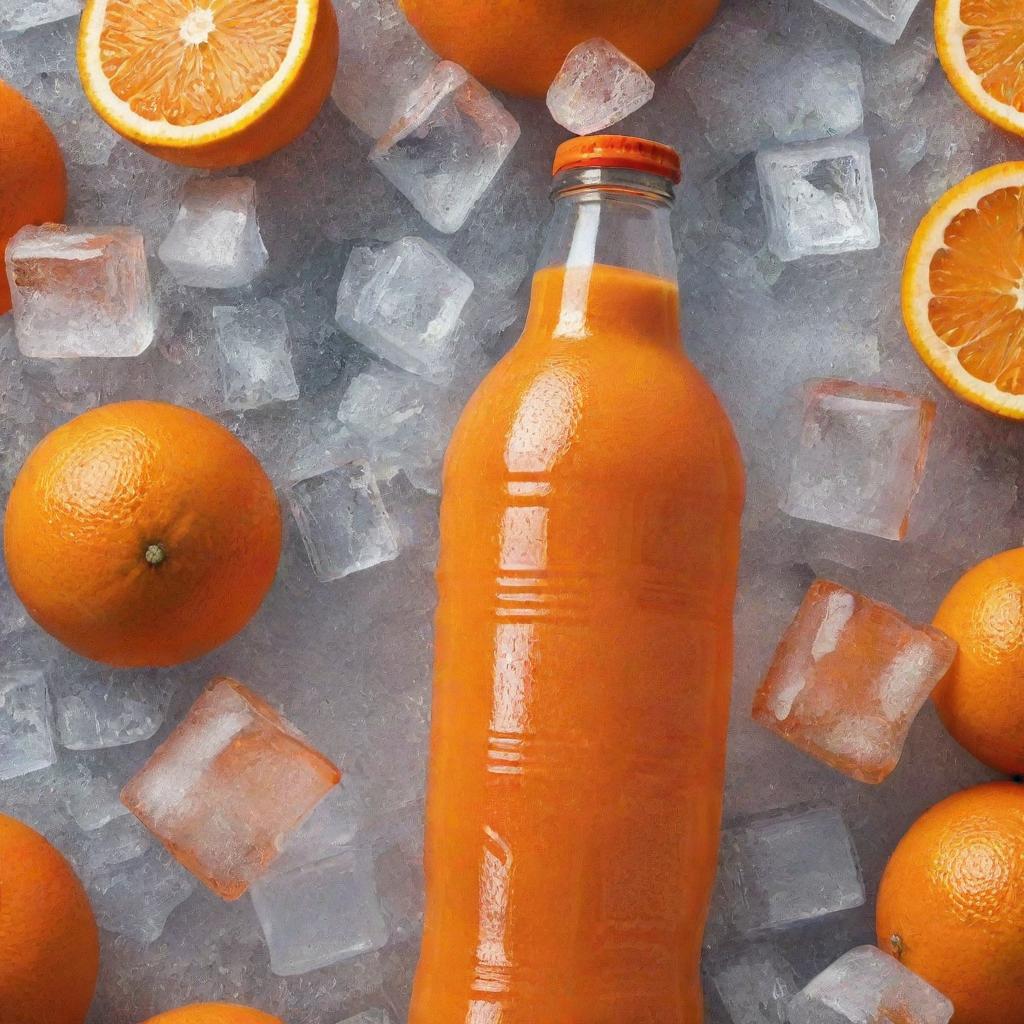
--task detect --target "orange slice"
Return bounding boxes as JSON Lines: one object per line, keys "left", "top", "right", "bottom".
{"left": 78, "top": 0, "right": 339, "bottom": 168}
{"left": 936, "top": 0, "right": 1024, "bottom": 136}
{"left": 903, "top": 162, "right": 1024, "bottom": 419}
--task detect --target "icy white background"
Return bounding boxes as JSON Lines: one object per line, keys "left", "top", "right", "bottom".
{"left": 0, "top": 0, "right": 1019, "bottom": 1020}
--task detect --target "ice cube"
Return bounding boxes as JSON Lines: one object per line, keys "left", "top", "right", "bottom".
{"left": 335, "top": 237, "right": 474, "bottom": 381}
{"left": 0, "top": 0, "right": 82, "bottom": 33}
{"left": 286, "top": 460, "right": 400, "bottom": 582}
{"left": 764, "top": 48, "right": 864, "bottom": 144}
{"left": 709, "top": 944, "right": 800, "bottom": 1024}
{"left": 331, "top": 0, "right": 436, "bottom": 138}
{"left": 813, "top": 0, "right": 924, "bottom": 45}
{"left": 5, "top": 224, "right": 156, "bottom": 358}
{"left": 864, "top": 33, "right": 936, "bottom": 126}
{"left": 53, "top": 668, "right": 174, "bottom": 750}
{"left": 157, "top": 177, "right": 268, "bottom": 289}
{"left": 251, "top": 846, "right": 389, "bottom": 976}
{"left": 718, "top": 804, "right": 865, "bottom": 935}
{"left": 782, "top": 379, "right": 936, "bottom": 541}
{"left": 270, "top": 779, "right": 366, "bottom": 875}
{"left": 370, "top": 61, "right": 521, "bottom": 234}
{"left": 121, "top": 677, "right": 341, "bottom": 899}
{"left": 546, "top": 38, "right": 655, "bottom": 136}
{"left": 756, "top": 138, "right": 880, "bottom": 261}
{"left": 753, "top": 581, "right": 956, "bottom": 784}
{"left": 0, "top": 669, "right": 57, "bottom": 781}
{"left": 334, "top": 1012, "right": 392, "bottom": 1024}
{"left": 788, "top": 945, "right": 954, "bottom": 1024}
{"left": 62, "top": 762, "right": 130, "bottom": 830}
{"left": 78, "top": 814, "right": 153, "bottom": 876}
{"left": 213, "top": 300, "right": 299, "bottom": 410}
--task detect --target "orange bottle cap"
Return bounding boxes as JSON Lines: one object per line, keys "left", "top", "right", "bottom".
{"left": 552, "top": 136, "right": 682, "bottom": 184}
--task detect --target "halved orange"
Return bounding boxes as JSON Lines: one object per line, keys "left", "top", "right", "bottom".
{"left": 936, "top": 0, "right": 1024, "bottom": 137}
{"left": 903, "top": 162, "right": 1024, "bottom": 419}
{"left": 78, "top": 0, "right": 339, "bottom": 169}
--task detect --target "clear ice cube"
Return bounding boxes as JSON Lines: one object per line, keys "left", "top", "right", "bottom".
{"left": 370, "top": 61, "right": 521, "bottom": 234}
{"left": 121, "top": 677, "right": 341, "bottom": 899}
{"left": 62, "top": 762, "right": 130, "bottom": 830}
{"left": 335, "top": 237, "right": 474, "bottom": 381}
{"left": 787, "top": 945, "right": 954, "bottom": 1024}
{"left": 782, "top": 379, "right": 936, "bottom": 541}
{"left": 53, "top": 668, "right": 174, "bottom": 750}
{"left": 213, "top": 300, "right": 300, "bottom": 411}
{"left": 251, "top": 846, "right": 389, "bottom": 976}
{"left": 0, "top": 669, "right": 57, "bottom": 781}
{"left": 753, "top": 580, "right": 956, "bottom": 784}
{"left": 719, "top": 804, "right": 865, "bottom": 935}
{"left": 756, "top": 138, "right": 880, "bottom": 261}
{"left": 709, "top": 944, "right": 800, "bottom": 1024}
{"left": 269, "top": 779, "right": 366, "bottom": 875}
{"left": 5, "top": 224, "right": 156, "bottom": 358}
{"left": 0, "top": 0, "right": 82, "bottom": 33}
{"left": 286, "top": 460, "right": 400, "bottom": 582}
{"left": 546, "top": 38, "right": 655, "bottom": 136}
{"left": 813, "top": 0, "right": 924, "bottom": 45}
{"left": 157, "top": 177, "right": 268, "bottom": 289}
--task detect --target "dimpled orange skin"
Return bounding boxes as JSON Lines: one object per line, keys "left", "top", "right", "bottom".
{"left": 0, "top": 79, "right": 67, "bottom": 313}
{"left": 3, "top": 401, "right": 282, "bottom": 668}
{"left": 399, "top": 0, "right": 720, "bottom": 97}
{"left": 932, "top": 548, "right": 1024, "bottom": 775}
{"left": 140, "top": 1006, "right": 284, "bottom": 1024}
{"left": 876, "top": 782, "right": 1024, "bottom": 1024}
{"left": 0, "top": 813, "right": 99, "bottom": 1024}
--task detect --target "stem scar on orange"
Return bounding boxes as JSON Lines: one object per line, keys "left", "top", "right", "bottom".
{"left": 3, "top": 400, "right": 282, "bottom": 668}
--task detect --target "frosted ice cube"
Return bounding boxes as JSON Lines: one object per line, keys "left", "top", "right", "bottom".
{"left": 251, "top": 846, "right": 389, "bottom": 976}
{"left": 0, "top": 669, "right": 57, "bottom": 781}
{"left": 6, "top": 224, "right": 156, "bottom": 358}
{"left": 334, "top": 1012, "right": 392, "bottom": 1024}
{"left": 157, "top": 177, "right": 268, "bottom": 289}
{"left": 782, "top": 379, "right": 936, "bottom": 540}
{"left": 331, "top": 0, "right": 436, "bottom": 138}
{"left": 121, "top": 677, "right": 341, "bottom": 899}
{"left": 79, "top": 814, "right": 152, "bottom": 877}
{"left": 547, "top": 38, "right": 655, "bottom": 136}
{"left": 788, "top": 945, "right": 954, "bottom": 1024}
{"left": 286, "top": 460, "right": 400, "bottom": 582}
{"left": 719, "top": 804, "right": 864, "bottom": 935}
{"left": 757, "top": 138, "right": 880, "bottom": 261}
{"left": 269, "top": 779, "right": 366, "bottom": 876}
{"left": 0, "top": 0, "right": 82, "bottom": 33}
{"left": 813, "top": 0, "right": 924, "bottom": 45}
{"left": 53, "top": 669, "right": 174, "bottom": 750}
{"left": 62, "top": 762, "right": 130, "bottom": 830}
{"left": 764, "top": 48, "right": 864, "bottom": 144}
{"left": 753, "top": 581, "right": 956, "bottom": 783}
{"left": 335, "top": 237, "right": 473, "bottom": 381}
{"left": 710, "top": 944, "right": 799, "bottom": 1024}
{"left": 213, "top": 300, "right": 299, "bottom": 410}
{"left": 370, "top": 61, "right": 521, "bottom": 234}
{"left": 864, "top": 33, "right": 936, "bottom": 126}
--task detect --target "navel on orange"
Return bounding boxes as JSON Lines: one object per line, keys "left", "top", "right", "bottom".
{"left": 0, "top": 813, "right": 99, "bottom": 1024}
{"left": 903, "top": 163, "right": 1024, "bottom": 419}
{"left": 399, "top": 0, "right": 720, "bottom": 97}
{"left": 78, "top": 0, "right": 339, "bottom": 168}
{"left": 3, "top": 401, "right": 281, "bottom": 668}
{"left": 0, "top": 80, "right": 67, "bottom": 315}
{"left": 141, "top": 1005, "right": 284, "bottom": 1024}
{"left": 877, "top": 782, "right": 1024, "bottom": 1024}
{"left": 936, "top": 0, "right": 1024, "bottom": 137}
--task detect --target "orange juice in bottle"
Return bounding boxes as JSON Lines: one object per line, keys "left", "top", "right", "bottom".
{"left": 411, "top": 136, "right": 745, "bottom": 1024}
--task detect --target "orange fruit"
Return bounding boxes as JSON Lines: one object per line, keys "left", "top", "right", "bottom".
{"left": 399, "top": 0, "right": 720, "bottom": 97}
{"left": 903, "top": 162, "right": 1024, "bottom": 419}
{"left": 0, "top": 813, "right": 99, "bottom": 1024}
{"left": 141, "top": 1006, "right": 284, "bottom": 1024}
{"left": 931, "top": 548, "right": 1024, "bottom": 775}
{"left": 3, "top": 400, "right": 281, "bottom": 668}
{"left": 0, "top": 80, "right": 67, "bottom": 315}
{"left": 78, "top": 0, "right": 339, "bottom": 169}
{"left": 936, "top": 0, "right": 1024, "bottom": 138}
{"left": 876, "top": 782, "right": 1024, "bottom": 1024}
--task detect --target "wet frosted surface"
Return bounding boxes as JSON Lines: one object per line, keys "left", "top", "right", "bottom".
{"left": 0, "top": 0, "right": 1015, "bottom": 1020}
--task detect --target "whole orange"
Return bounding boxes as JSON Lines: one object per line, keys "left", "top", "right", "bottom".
{"left": 399, "top": 0, "right": 720, "bottom": 97}
{"left": 3, "top": 401, "right": 281, "bottom": 667}
{"left": 0, "top": 79, "right": 67, "bottom": 314}
{"left": 932, "top": 548, "right": 1024, "bottom": 774}
{"left": 141, "top": 1006, "right": 284, "bottom": 1024}
{"left": 0, "top": 813, "right": 99, "bottom": 1024}
{"left": 876, "top": 782, "right": 1024, "bottom": 1024}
